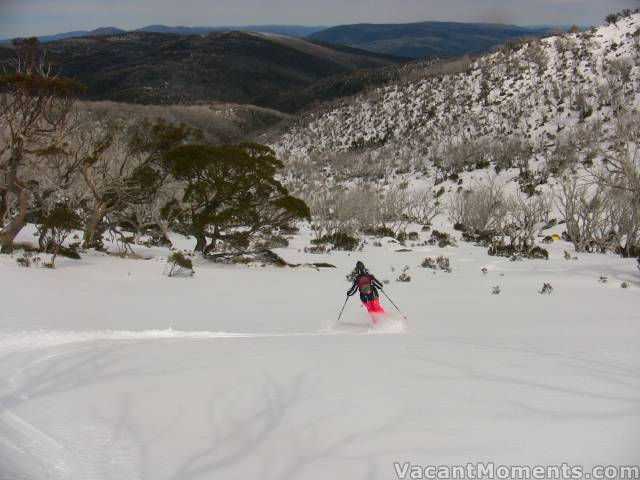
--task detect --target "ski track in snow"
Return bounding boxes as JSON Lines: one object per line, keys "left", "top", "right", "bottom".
{"left": 0, "top": 323, "right": 405, "bottom": 479}
{"left": 0, "top": 339, "right": 144, "bottom": 480}
{"left": 0, "top": 325, "right": 405, "bottom": 352}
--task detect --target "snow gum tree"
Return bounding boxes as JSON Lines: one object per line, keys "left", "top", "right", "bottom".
{"left": 161, "top": 143, "right": 310, "bottom": 256}
{"left": 79, "top": 119, "right": 195, "bottom": 248}
{"left": 0, "top": 38, "right": 84, "bottom": 253}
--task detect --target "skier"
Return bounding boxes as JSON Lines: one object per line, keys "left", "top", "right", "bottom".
{"left": 347, "top": 261, "right": 386, "bottom": 324}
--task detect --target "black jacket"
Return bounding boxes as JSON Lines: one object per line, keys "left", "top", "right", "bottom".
{"left": 347, "top": 272, "right": 383, "bottom": 303}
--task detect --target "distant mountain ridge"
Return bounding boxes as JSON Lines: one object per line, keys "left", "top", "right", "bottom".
{"left": 1, "top": 27, "right": 126, "bottom": 44}
{"left": 308, "top": 21, "right": 560, "bottom": 58}
{"left": 0, "top": 25, "right": 326, "bottom": 44}
{"left": 0, "top": 31, "right": 404, "bottom": 105}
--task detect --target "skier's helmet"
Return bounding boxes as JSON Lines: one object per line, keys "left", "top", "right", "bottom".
{"left": 355, "top": 261, "right": 366, "bottom": 274}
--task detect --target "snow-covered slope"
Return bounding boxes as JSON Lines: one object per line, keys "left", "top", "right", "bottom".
{"left": 275, "top": 14, "right": 640, "bottom": 185}
{"left": 1, "top": 224, "right": 639, "bottom": 479}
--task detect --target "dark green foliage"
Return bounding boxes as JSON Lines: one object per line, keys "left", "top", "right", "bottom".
{"left": 32, "top": 204, "right": 83, "bottom": 264}
{"left": 56, "top": 245, "right": 81, "bottom": 260}
{"left": 488, "top": 244, "right": 518, "bottom": 258}
{"left": 406, "top": 231, "right": 420, "bottom": 241}
{"left": 489, "top": 243, "right": 548, "bottom": 260}
{"left": 462, "top": 229, "right": 496, "bottom": 247}
{"left": 363, "top": 226, "right": 396, "bottom": 238}
{"left": 277, "top": 224, "right": 300, "bottom": 235}
{"left": 162, "top": 143, "right": 309, "bottom": 255}
{"left": 528, "top": 246, "right": 549, "bottom": 260}
{"left": 43, "top": 204, "right": 82, "bottom": 232}
{"left": 615, "top": 245, "right": 640, "bottom": 258}
{"left": 396, "top": 231, "right": 419, "bottom": 243}
{"left": 255, "top": 235, "right": 289, "bottom": 249}
{"left": 0, "top": 73, "right": 85, "bottom": 98}
{"left": 436, "top": 256, "right": 451, "bottom": 272}
{"left": 606, "top": 14, "right": 619, "bottom": 25}
{"left": 16, "top": 255, "right": 31, "bottom": 267}
{"left": 453, "top": 223, "right": 466, "bottom": 231}
{"left": 312, "top": 232, "right": 359, "bottom": 251}
{"left": 421, "top": 257, "right": 437, "bottom": 269}
{"left": 428, "top": 230, "right": 455, "bottom": 248}
{"left": 421, "top": 255, "right": 451, "bottom": 272}
{"left": 170, "top": 251, "right": 193, "bottom": 269}
{"left": 166, "top": 251, "right": 194, "bottom": 277}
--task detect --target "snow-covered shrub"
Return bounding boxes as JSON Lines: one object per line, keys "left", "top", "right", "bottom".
{"left": 16, "top": 254, "right": 31, "bottom": 267}
{"left": 406, "top": 232, "right": 420, "bottom": 241}
{"left": 396, "top": 266, "right": 411, "bottom": 282}
{"left": 492, "top": 286, "right": 501, "bottom": 295}
{"left": 304, "top": 245, "right": 327, "bottom": 254}
{"left": 311, "top": 232, "right": 359, "bottom": 251}
{"left": 255, "top": 234, "right": 289, "bottom": 250}
{"left": 598, "top": 275, "right": 608, "bottom": 283}
{"left": 490, "top": 138, "right": 532, "bottom": 173}
{"left": 488, "top": 243, "right": 518, "bottom": 258}
{"left": 539, "top": 283, "right": 554, "bottom": 295}
{"left": 462, "top": 229, "right": 497, "bottom": 247}
{"left": 421, "top": 256, "right": 451, "bottom": 272}
{"left": 555, "top": 175, "right": 612, "bottom": 253}
{"left": 304, "top": 183, "right": 384, "bottom": 240}
{"left": 448, "top": 180, "right": 505, "bottom": 233}
{"left": 621, "top": 282, "right": 630, "bottom": 289}
{"left": 606, "top": 13, "right": 619, "bottom": 25}
{"left": 421, "top": 257, "right": 437, "bottom": 269}
{"left": 436, "top": 256, "right": 452, "bottom": 272}
{"left": 528, "top": 246, "right": 550, "bottom": 260}
{"left": 545, "top": 138, "right": 579, "bottom": 175}
{"left": 405, "top": 189, "right": 443, "bottom": 226}
{"left": 428, "top": 230, "right": 456, "bottom": 248}
{"left": 363, "top": 226, "right": 396, "bottom": 238}
{"left": 165, "top": 252, "right": 194, "bottom": 278}
{"left": 32, "top": 203, "right": 83, "bottom": 267}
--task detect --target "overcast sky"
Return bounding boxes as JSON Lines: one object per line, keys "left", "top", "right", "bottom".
{"left": 1, "top": 0, "right": 638, "bottom": 38}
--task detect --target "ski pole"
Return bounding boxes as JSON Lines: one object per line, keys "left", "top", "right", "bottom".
{"left": 336, "top": 296, "right": 349, "bottom": 323}
{"left": 381, "top": 290, "right": 407, "bottom": 319}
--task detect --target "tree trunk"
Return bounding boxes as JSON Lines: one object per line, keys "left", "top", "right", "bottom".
{"left": 0, "top": 188, "right": 29, "bottom": 254}
{"left": 38, "top": 229, "right": 49, "bottom": 253}
{"left": 194, "top": 233, "right": 207, "bottom": 253}
{"left": 203, "top": 240, "right": 217, "bottom": 256}
{"left": 155, "top": 216, "right": 172, "bottom": 247}
{"left": 0, "top": 150, "right": 29, "bottom": 254}
{"left": 84, "top": 204, "right": 107, "bottom": 249}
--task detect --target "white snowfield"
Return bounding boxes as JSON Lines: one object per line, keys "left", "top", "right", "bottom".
{"left": 0, "top": 224, "right": 639, "bottom": 480}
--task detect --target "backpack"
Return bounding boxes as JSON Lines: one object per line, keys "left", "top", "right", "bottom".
{"left": 356, "top": 274, "right": 373, "bottom": 295}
